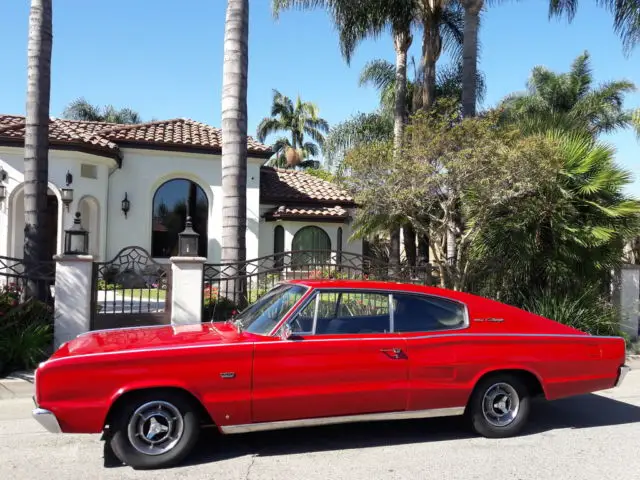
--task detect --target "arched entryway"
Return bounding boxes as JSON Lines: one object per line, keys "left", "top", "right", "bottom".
{"left": 78, "top": 195, "right": 100, "bottom": 258}
{"left": 9, "top": 185, "right": 62, "bottom": 259}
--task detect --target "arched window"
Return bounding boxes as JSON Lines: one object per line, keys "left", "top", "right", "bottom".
{"left": 292, "top": 226, "right": 331, "bottom": 266}
{"left": 152, "top": 179, "right": 208, "bottom": 258}
{"left": 274, "top": 225, "right": 285, "bottom": 268}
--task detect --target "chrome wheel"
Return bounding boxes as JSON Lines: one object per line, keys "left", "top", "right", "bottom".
{"left": 127, "top": 401, "right": 185, "bottom": 456}
{"left": 482, "top": 382, "right": 520, "bottom": 427}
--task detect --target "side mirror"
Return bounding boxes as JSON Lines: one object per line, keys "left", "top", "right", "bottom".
{"left": 280, "top": 323, "right": 293, "bottom": 341}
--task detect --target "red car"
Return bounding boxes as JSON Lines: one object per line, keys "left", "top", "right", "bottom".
{"left": 33, "top": 280, "right": 630, "bottom": 469}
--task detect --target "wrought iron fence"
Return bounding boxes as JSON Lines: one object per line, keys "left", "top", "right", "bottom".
{"left": 203, "top": 250, "right": 436, "bottom": 321}
{"left": 91, "top": 247, "right": 171, "bottom": 330}
{"left": 0, "top": 255, "right": 56, "bottom": 303}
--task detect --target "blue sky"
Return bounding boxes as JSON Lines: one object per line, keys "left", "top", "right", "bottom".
{"left": 0, "top": 0, "right": 638, "bottom": 194}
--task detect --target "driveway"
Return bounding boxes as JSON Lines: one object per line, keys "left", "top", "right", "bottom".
{"left": 1, "top": 371, "right": 639, "bottom": 480}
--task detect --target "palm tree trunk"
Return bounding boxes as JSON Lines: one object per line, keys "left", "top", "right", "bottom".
{"left": 389, "top": 227, "right": 401, "bottom": 277}
{"left": 421, "top": 16, "right": 440, "bottom": 109}
{"left": 24, "top": 0, "right": 52, "bottom": 302}
{"left": 403, "top": 223, "right": 417, "bottom": 270}
{"left": 392, "top": 28, "right": 411, "bottom": 153}
{"left": 221, "top": 0, "right": 249, "bottom": 307}
{"left": 461, "top": 0, "right": 482, "bottom": 118}
{"left": 389, "top": 27, "right": 411, "bottom": 274}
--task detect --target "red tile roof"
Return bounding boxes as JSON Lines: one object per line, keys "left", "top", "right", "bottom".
{"left": 264, "top": 205, "right": 350, "bottom": 222}
{"left": 260, "top": 167, "right": 354, "bottom": 206}
{"left": 0, "top": 115, "right": 272, "bottom": 161}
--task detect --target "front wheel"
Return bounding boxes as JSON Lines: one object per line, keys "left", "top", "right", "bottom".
{"left": 467, "top": 373, "right": 531, "bottom": 438}
{"left": 109, "top": 391, "right": 201, "bottom": 469}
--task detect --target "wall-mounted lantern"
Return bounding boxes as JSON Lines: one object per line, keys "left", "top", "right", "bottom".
{"left": 178, "top": 216, "right": 199, "bottom": 256}
{"left": 60, "top": 170, "right": 74, "bottom": 212}
{"left": 121, "top": 192, "right": 130, "bottom": 218}
{"left": 0, "top": 167, "right": 8, "bottom": 203}
{"left": 64, "top": 212, "right": 89, "bottom": 255}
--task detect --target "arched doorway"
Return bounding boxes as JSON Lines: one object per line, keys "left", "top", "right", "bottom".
{"left": 9, "top": 186, "right": 61, "bottom": 259}
{"left": 78, "top": 195, "right": 100, "bottom": 259}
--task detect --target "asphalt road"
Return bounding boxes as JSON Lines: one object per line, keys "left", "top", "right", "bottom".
{"left": 1, "top": 370, "right": 639, "bottom": 480}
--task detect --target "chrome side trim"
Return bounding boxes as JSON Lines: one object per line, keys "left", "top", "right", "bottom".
{"left": 32, "top": 408, "right": 62, "bottom": 433}
{"left": 219, "top": 406, "right": 465, "bottom": 434}
{"left": 615, "top": 365, "right": 631, "bottom": 387}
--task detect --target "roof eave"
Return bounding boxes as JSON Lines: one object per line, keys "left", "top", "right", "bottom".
{"left": 0, "top": 137, "right": 122, "bottom": 166}
{"left": 115, "top": 140, "right": 273, "bottom": 159}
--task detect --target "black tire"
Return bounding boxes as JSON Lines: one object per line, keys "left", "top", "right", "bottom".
{"left": 109, "top": 390, "right": 201, "bottom": 469}
{"left": 467, "top": 373, "right": 531, "bottom": 438}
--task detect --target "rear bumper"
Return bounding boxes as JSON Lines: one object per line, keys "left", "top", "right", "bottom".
{"left": 32, "top": 408, "right": 62, "bottom": 433}
{"left": 615, "top": 365, "right": 631, "bottom": 388}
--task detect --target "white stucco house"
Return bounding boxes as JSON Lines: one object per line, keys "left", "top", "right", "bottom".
{"left": 0, "top": 115, "right": 360, "bottom": 264}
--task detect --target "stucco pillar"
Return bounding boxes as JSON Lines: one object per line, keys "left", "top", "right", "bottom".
{"left": 170, "top": 257, "right": 206, "bottom": 325}
{"left": 53, "top": 255, "right": 94, "bottom": 348}
{"left": 612, "top": 265, "right": 640, "bottom": 341}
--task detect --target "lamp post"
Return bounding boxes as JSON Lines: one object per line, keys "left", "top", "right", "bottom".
{"left": 178, "top": 216, "right": 199, "bottom": 256}
{"left": 64, "top": 212, "right": 89, "bottom": 255}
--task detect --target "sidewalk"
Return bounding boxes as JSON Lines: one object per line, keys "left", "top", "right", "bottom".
{"left": 0, "top": 371, "right": 34, "bottom": 400}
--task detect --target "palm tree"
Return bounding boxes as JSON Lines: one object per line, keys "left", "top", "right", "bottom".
{"left": 472, "top": 132, "right": 640, "bottom": 303}
{"left": 274, "top": 0, "right": 416, "bottom": 272}
{"left": 549, "top": 0, "right": 640, "bottom": 54}
{"left": 500, "top": 51, "right": 636, "bottom": 137}
{"left": 23, "top": 0, "right": 52, "bottom": 301}
{"left": 359, "top": 57, "right": 486, "bottom": 115}
{"left": 221, "top": 0, "right": 249, "bottom": 305}
{"left": 416, "top": 1, "right": 464, "bottom": 109}
{"left": 62, "top": 98, "right": 142, "bottom": 124}
{"left": 256, "top": 90, "right": 329, "bottom": 168}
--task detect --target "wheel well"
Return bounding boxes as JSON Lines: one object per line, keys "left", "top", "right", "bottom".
{"left": 475, "top": 369, "right": 545, "bottom": 399}
{"left": 103, "top": 387, "right": 214, "bottom": 431}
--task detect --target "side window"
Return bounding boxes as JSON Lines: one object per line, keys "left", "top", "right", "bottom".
{"left": 288, "top": 291, "right": 391, "bottom": 335}
{"left": 319, "top": 291, "right": 390, "bottom": 335}
{"left": 392, "top": 294, "right": 466, "bottom": 333}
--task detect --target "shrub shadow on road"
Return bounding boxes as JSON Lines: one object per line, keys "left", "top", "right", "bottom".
{"left": 104, "top": 393, "right": 640, "bottom": 469}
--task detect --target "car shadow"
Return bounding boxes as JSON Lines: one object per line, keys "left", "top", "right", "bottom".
{"left": 102, "top": 393, "right": 640, "bottom": 469}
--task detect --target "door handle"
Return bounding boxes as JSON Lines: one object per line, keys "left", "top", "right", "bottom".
{"left": 380, "top": 348, "right": 403, "bottom": 359}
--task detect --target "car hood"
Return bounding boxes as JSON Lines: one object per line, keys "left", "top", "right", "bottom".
{"left": 51, "top": 322, "right": 247, "bottom": 359}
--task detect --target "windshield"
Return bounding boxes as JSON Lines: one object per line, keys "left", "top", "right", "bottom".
{"left": 234, "top": 284, "right": 308, "bottom": 335}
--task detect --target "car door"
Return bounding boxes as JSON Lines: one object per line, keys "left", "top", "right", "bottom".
{"left": 251, "top": 289, "right": 409, "bottom": 423}
{"left": 392, "top": 292, "right": 470, "bottom": 411}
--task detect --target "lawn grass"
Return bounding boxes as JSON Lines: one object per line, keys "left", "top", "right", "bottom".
{"left": 120, "top": 288, "right": 167, "bottom": 300}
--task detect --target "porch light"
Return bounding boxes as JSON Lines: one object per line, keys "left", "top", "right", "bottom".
{"left": 178, "top": 216, "right": 199, "bottom": 256}
{"left": 60, "top": 187, "right": 74, "bottom": 211}
{"left": 0, "top": 167, "right": 7, "bottom": 202}
{"left": 121, "top": 192, "right": 130, "bottom": 218}
{"left": 61, "top": 170, "right": 74, "bottom": 212}
{"left": 64, "top": 212, "right": 89, "bottom": 255}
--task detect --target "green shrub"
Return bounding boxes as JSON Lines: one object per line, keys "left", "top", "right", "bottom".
{"left": 521, "top": 288, "right": 625, "bottom": 339}
{"left": 203, "top": 296, "right": 238, "bottom": 322}
{"left": 0, "top": 287, "right": 53, "bottom": 375}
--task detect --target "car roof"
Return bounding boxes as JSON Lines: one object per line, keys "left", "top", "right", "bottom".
{"left": 285, "top": 279, "right": 473, "bottom": 302}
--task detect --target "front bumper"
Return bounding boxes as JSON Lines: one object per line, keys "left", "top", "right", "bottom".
{"left": 615, "top": 365, "right": 631, "bottom": 388}
{"left": 32, "top": 407, "right": 62, "bottom": 433}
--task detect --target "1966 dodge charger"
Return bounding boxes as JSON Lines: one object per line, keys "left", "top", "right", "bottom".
{"left": 32, "top": 280, "right": 630, "bottom": 469}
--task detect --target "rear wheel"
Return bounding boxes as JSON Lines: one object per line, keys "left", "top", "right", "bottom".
{"left": 109, "top": 391, "right": 200, "bottom": 469}
{"left": 467, "top": 373, "right": 531, "bottom": 438}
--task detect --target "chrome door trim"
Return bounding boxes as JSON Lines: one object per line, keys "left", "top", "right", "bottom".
{"left": 219, "top": 406, "right": 465, "bottom": 434}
